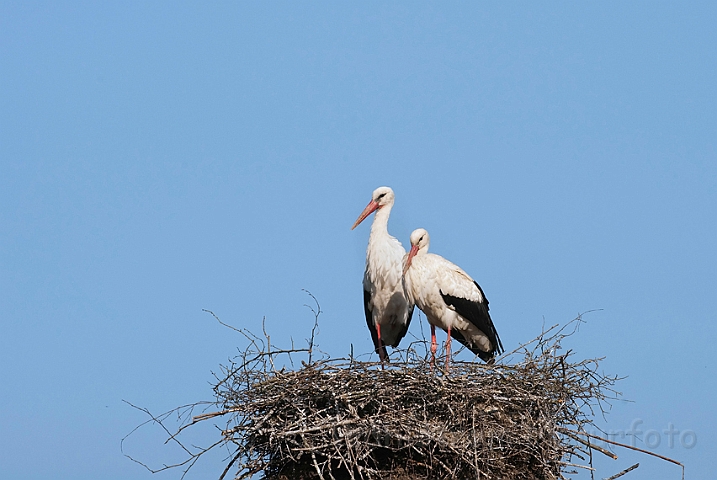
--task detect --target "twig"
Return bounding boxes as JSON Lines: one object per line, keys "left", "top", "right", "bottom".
{"left": 561, "top": 428, "right": 618, "bottom": 460}
{"left": 561, "top": 429, "right": 684, "bottom": 479}
{"left": 302, "top": 289, "right": 321, "bottom": 364}
{"left": 203, "top": 309, "right": 241, "bottom": 333}
{"left": 604, "top": 463, "right": 639, "bottom": 480}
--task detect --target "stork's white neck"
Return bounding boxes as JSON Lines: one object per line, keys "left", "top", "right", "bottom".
{"left": 369, "top": 203, "right": 393, "bottom": 239}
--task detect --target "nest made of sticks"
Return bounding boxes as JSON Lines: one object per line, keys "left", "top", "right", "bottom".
{"left": 191, "top": 313, "right": 620, "bottom": 480}
{"left": 125, "top": 305, "right": 636, "bottom": 480}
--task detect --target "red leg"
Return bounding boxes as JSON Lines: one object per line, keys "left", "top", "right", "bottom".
{"left": 376, "top": 323, "right": 386, "bottom": 369}
{"left": 445, "top": 326, "right": 452, "bottom": 373}
{"left": 430, "top": 324, "right": 437, "bottom": 370}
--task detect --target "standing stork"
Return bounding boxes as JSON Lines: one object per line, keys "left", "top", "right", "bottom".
{"left": 352, "top": 186, "right": 414, "bottom": 364}
{"left": 402, "top": 228, "right": 503, "bottom": 369}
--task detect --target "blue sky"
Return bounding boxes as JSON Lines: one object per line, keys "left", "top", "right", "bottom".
{"left": 1, "top": 2, "right": 715, "bottom": 479}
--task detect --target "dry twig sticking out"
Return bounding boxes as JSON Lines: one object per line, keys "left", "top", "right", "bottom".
{"left": 123, "top": 306, "right": 683, "bottom": 480}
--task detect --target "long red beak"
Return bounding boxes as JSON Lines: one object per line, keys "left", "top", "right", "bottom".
{"left": 351, "top": 200, "right": 380, "bottom": 230}
{"left": 403, "top": 244, "right": 419, "bottom": 275}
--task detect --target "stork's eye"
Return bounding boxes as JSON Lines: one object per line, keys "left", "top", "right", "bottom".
{"left": 377, "top": 193, "right": 386, "bottom": 200}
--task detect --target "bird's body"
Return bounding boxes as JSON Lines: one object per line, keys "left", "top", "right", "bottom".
{"left": 403, "top": 229, "right": 503, "bottom": 366}
{"left": 352, "top": 187, "right": 414, "bottom": 362}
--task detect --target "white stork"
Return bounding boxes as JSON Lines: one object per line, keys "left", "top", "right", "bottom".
{"left": 402, "top": 228, "right": 503, "bottom": 369}
{"left": 352, "top": 186, "right": 414, "bottom": 363}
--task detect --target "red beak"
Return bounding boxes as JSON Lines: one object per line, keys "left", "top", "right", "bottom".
{"left": 403, "top": 244, "right": 419, "bottom": 275}
{"left": 351, "top": 200, "right": 380, "bottom": 230}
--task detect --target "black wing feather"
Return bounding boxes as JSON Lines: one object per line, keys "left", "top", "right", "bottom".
{"left": 389, "top": 303, "right": 414, "bottom": 348}
{"left": 363, "top": 288, "right": 388, "bottom": 359}
{"left": 440, "top": 281, "right": 504, "bottom": 360}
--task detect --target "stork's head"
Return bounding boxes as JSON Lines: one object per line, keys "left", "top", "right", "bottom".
{"left": 403, "top": 228, "right": 430, "bottom": 274}
{"left": 351, "top": 186, "right": 395, "bottom": 230}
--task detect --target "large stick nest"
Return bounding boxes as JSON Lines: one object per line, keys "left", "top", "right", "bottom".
{"left": 124, "top": 309, "right": 627, "bottom": 480}
{"left": 201, "top": 317, "right": 618, "bottom": 480}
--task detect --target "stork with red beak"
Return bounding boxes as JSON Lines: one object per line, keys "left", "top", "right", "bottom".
{"left": 352, "top": 187, "right": 414, "bottom": 364}
{"left": 402, "top": 228, "right": 503, "bottom": 369}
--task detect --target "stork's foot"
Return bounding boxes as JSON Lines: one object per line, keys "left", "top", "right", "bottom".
{"left": 429, "top": 325, "right": 438, "bottom": 372}
{"left": 377, "top": 325, "right": 388, "bottom": 369}
{"left": 429, "top": 345, "right": 437, "bottom": 371}
{"left": 378, "top": 348, "right": 389, "bottom": 369}
{"left": 445, "top": 328, "right": 452, "bottom": 374}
